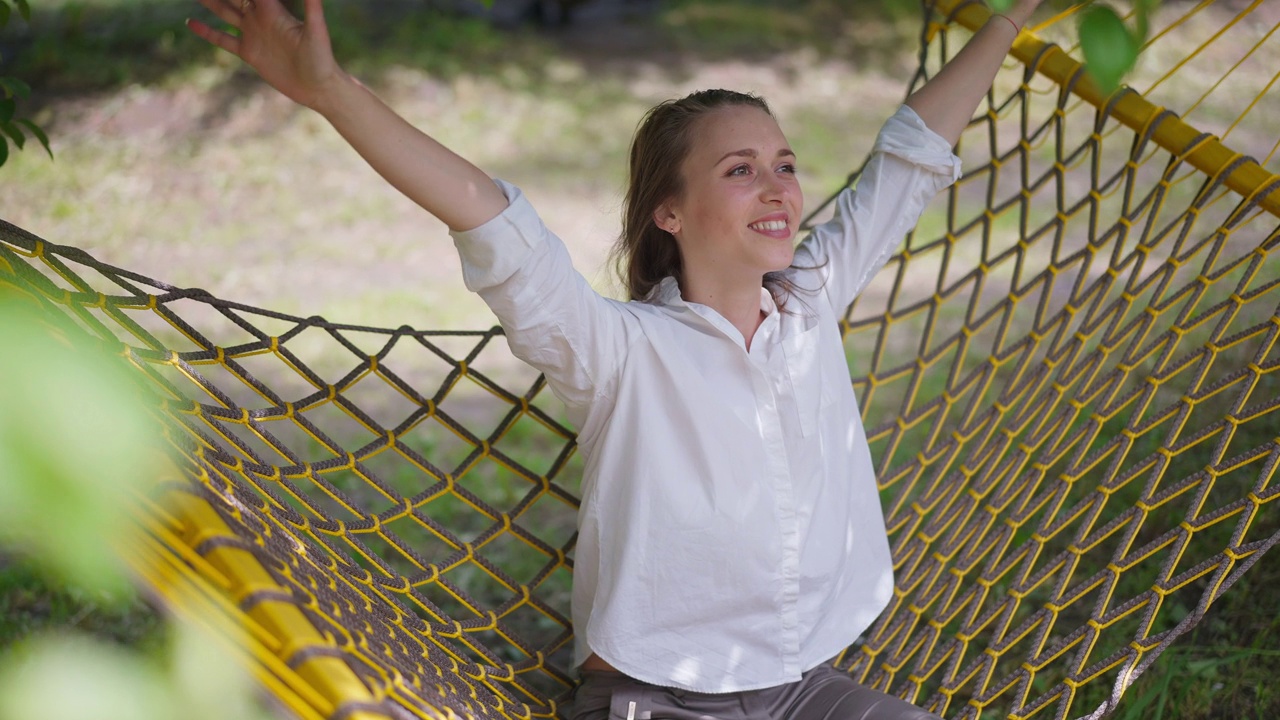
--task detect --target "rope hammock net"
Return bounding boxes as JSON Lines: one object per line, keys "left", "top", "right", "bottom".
{"left": 2, "top": 1, "right": 1279, "bottom": 718}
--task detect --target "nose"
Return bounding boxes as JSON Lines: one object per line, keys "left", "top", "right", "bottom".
{"left": 760, "top": 171, "right": 789, "bottom": 204}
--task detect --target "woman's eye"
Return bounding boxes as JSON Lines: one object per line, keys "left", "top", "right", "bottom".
{"left": 728, "top": 164, "right": 752, "bottom": 176}
{"left": 779, "top": 163, "right": 798, "bottom": 174}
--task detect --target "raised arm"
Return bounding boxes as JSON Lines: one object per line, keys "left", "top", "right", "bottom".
{"left": 187, "top": 0, "right": 507, "bottom": 231}
{"left": 904, "top": 0, "right": 1043, "bottom": 145}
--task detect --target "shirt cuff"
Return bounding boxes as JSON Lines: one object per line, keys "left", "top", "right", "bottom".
{"left": 449, "top": 178, "right": 544, "bottom": 292}
{"left": 872, "top": 104, "right": 963, "bottom": 184}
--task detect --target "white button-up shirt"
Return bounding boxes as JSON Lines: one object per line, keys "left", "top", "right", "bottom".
{"left": 450, "top": 105, "right": 961, "bottom": 693}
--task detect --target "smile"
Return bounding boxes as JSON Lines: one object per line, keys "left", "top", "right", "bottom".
{"left": 748, "top": 219, "right": 788, "bottom": 232}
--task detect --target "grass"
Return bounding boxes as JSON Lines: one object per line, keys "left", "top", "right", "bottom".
{"left": 1115, "top": 641, "right": 1280, "bottom": 719}
{"left": 0, "top": 0, "right": 921, "bottom": 330}
{"left": 656, "top": 0, "right": 918, "bottom": 63}
{"left": 0, "top": 554, "right": 165, "bottom": 653}
{"left": 1, "top": 0, "right": 919, "bottom": 96}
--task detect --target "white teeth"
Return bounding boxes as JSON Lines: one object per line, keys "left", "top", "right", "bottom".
{"left": 750, "top": 220, "right": 788, "bottom": 232}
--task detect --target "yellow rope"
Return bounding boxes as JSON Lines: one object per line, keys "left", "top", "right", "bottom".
{"left": 1, "top": 3, "right": 1279, "bottom": 719}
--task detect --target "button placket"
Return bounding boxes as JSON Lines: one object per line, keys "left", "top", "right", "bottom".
{"left": 749, "top": 361, "right": 803, "bottom": 676}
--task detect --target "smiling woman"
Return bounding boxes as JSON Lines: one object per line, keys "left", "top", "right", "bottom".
{"left": 181, "top": 0, "right": 1041, "bottom": 717}
{"left": 649, "top": 99, "right": 802, "bottom": 323}
{"left": 614, "top": 89, "right": 803, "bottom": 336}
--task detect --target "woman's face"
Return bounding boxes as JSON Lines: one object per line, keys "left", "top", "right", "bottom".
{"left": 658, "top": 105, "right": 804, "bottom": 285}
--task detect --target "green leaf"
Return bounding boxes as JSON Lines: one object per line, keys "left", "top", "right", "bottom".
{"left": 171, "top": 620, "right": 274, "bottom": 720}
{"left": 0, "top": 135, "right": 7, "bottom": 167}
{"left": 17, "top": 119, "right": 51, "bottom": 158}
{"left": 0, "top": 97, "right": 12, "bottom": 124}
{"left": 0, "top": 634, "right": 178, "bottom": 720}
{"left": 0, "top": 121, "right": 24, "bottom": 150}
{"left": 0, "top": 2, "right": 10, "bottom": 31}
{"left": 1, "top": 122, "right": 24, "bottom": 150}
{"left": 987, "top": 0, "right": 1015, "bottom": 10}
{"left": 1134, "top": 0, "right": 1160, "bottom": 41}
{"left": 16, "top": 0, "right": 28, "bottom": 21}
{"left": 0, "top": 76, "right": 32, "bottom": 99}
{"left": 0, "top": 292, "right": 161, "bottom": 600}
{"left": 1079, "top": 4, "right": 1140, "bottom": 95}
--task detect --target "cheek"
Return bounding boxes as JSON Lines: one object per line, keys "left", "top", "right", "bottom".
{"left": 689, "top": 188, "right": 744, "bottom": 228}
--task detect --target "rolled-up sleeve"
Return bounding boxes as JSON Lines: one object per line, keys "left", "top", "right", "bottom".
{"left": 792, "top": 104, "right": 961, "bottom": 314}
{"left": 452, "top": 180, "right": 544, "bottom": 292}
{"left": 450, "top": 179, "right": 631, "bottom": 410}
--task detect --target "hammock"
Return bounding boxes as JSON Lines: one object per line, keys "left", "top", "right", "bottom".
{"left": 2, "top": 1, "right": 1278, "bottom": 718}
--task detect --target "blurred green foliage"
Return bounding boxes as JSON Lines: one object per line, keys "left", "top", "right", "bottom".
{"left": 0, "top": 287, "right": 270, "bottom": 720}
{"left": 988, "top": 0, "right": 1161, "bottom": 94}
{"left": 0, "top": 0, "right": 52, "bottom": 166}
{"left": 0, "top": 289, "right": 158, "bottom": 597}
{"left": 1, "top": 0, "right": 1160, "bottom": 101}
{"left": 1077, "top": 1, "right": 1148, "bottom": 94}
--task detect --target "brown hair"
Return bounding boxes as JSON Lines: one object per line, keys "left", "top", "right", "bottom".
{"left": 613, "top": 89, "right": 800, "bottom": 306}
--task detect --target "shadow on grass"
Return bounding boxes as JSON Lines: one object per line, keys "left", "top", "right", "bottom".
{"left": 0, "top": 554, "right": 166, "bottom": 652}
{"left": 2, "top": 0, "right": 920, "bottom": 105}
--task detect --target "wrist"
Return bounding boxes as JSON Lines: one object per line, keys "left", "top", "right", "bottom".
{"left": 309, "top": 69, "right": 359, "bottom": 118}
{"left": 990, "top": 13, "right": 1020, "bottom": 35}
{"left": 997, "top": 1, "right": 1037, "bottom": 31}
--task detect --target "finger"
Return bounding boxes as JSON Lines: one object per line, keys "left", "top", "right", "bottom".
{"left": 194, "top": 0, "right": 243, "bottom": 29}
{"left": 185, "top": 17, "right": 243, "bottom": 56}
{"left": 303, "top": 0, "right": 329, "bottom": 41}
{"left": 246, "top": 0, "right": 288, "bottom": 21}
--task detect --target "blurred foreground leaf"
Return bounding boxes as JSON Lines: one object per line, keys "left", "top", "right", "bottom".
{"left": 171, "top": 620, "right": 269, "bottom": 720}
{"left": 0, "top": 287, "right": 159, "bottom": 601}
{"left": 1078, "top": 3, "right": 1141, "bottom": 94}
{"left": 0, "top": 0, "right": 51, "bottom": 169}
{"left": 0, "top": 636, "right": 174, "bottom": 720}
{"left": 0, "top": 283, "right": 271, "bottom": 720}
{"left": 0, "top": 618, "right": 272, "bottom": 720}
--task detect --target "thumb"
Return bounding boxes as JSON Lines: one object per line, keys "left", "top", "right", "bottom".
{"left": 304, "top": 0, "right": 330, "bottom": 41}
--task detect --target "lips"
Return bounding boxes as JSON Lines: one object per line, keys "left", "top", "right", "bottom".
{"left": 748, "top": 213, "right": 791, "bottom": 237}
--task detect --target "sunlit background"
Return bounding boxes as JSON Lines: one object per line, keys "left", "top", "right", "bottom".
{"left": 2, "top": 1, "right": 1279, "bottom": 718}
{"left": 0, "top": 0, "right": 929, "bottom": 331}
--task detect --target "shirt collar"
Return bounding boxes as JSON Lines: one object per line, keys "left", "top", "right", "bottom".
{"left": 646, "top": 276, "right": 683, "bottom": 305}
{"left": 647, "top": 277, "right": 777, "bottom": 316}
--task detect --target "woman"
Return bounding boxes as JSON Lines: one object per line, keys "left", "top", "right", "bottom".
{"left": 188, "top": 1, "right": 1041, "bottom": 718}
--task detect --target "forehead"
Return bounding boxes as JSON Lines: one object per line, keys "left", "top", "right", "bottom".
{"left": 688, "top": 105, "right": 790, "bottom": 161}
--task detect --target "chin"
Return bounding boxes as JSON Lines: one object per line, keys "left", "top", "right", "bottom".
{"left": 769, "top": 249, "right": 796, "bottom": 273}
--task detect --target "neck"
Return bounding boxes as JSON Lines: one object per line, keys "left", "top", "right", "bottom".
{"left": 680, "top": 273, "right": 768, "bottom": 351}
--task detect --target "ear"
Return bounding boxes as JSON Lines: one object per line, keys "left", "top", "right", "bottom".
{"left": 652, "top": 202, "right": 681, "bottom": 236}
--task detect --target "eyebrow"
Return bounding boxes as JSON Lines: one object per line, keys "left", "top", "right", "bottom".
{"left": 715, "top": 148, "right": 797, "bottom": 166}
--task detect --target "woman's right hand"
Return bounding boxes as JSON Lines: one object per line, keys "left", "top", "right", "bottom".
{"left": 187, "top": 0, "right": 342, "bottom": 111}
{"left": 187, "top": 0, "right": 508, "bottom": 231}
